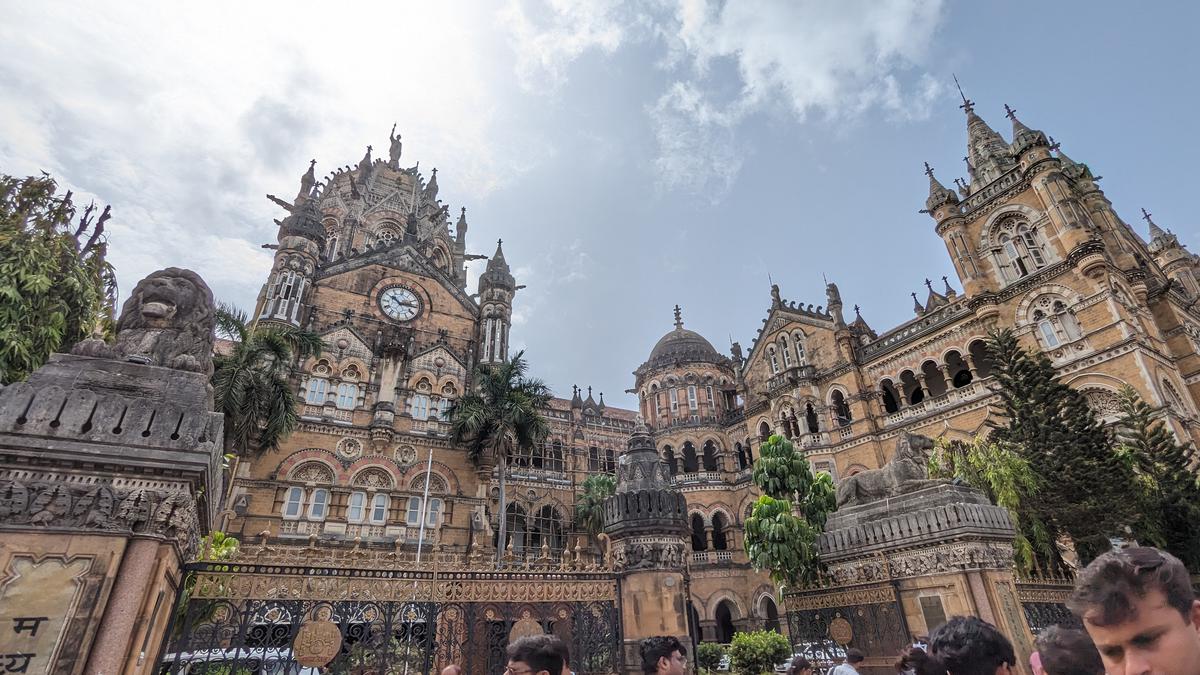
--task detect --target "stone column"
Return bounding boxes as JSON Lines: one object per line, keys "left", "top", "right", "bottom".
{"left": 604, "top": 419, "right": 691, "bottom": 675}
{"left": 0, "top": 268, "right": 222, "bottom": 675}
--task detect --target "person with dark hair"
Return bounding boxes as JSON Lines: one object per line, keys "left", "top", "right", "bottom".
{"left": 832, "top": 648, "right": 865, "bottom": 675}
{"left": 894, "top": 646, "right": 945, "bottom": 675}
{"left": 1034, "top": 626, "right": 1102, "bottom": 675}
{"left": 1068, "top": 546, "right": 1200, "bottom": 674}
{"left": 640, "top": 636, "right": 687, "bottom": 675}
{"left": 928, "top": 616, "right": 1016, "bottom": 675}
{"left": 440, "top": 665, "right": 463, "bottom": 675}
{"left": 787, "top": 655, "right": 813, "bottom": 675}
{"left": 506, "top": 634, "right": 572, "bottom": 675}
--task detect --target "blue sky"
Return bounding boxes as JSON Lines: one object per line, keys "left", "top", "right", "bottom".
{"left": 2, "top": 1, "right": 1197, "bottom": 408}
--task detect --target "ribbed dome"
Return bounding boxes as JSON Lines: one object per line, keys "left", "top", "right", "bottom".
{"left": 649, "top": 328, "right": 722, "bottom": 364}
{"left": 636, "top": 306, "right": 729, "bottom": 376}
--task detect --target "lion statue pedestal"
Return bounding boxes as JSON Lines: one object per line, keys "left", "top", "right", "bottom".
{"left": 784, "top": 434, "right": 1034, "bottom": 671}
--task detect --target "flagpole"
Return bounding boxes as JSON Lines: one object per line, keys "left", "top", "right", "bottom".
{"left": 403, "top": 447, "right": 436, "bottom": 675}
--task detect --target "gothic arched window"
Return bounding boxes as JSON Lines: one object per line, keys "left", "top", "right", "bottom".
{"left": 1030, "top": 296, "right": 1082, "bottom": 350}
{"left": 995, "top": 219, "right": 1049, "bottom": 282}
{"left": 768, "top": 347, "right": 780, "bottom": 374}
{"left": 780, "top": 335, "right": 793, "bottom": 368}
{"left": 831, "top": 390, "right": 852, "bottom": 427}
{"left": 793, "top": 332, "right": 806, "bottom": 365}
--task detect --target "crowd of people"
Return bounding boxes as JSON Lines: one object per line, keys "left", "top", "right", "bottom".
{"left": 799, "top": 546, "right": 1200, "bottom": 675}
{"left": 479, "top": 546, "right": 1198, "bottom": 675}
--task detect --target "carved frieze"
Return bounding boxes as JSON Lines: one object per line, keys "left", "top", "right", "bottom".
{"left": 821, "top": 541, "right": 1015, "bottom": 585}
{"left": 0, "top": 478, "right": 201, "bottom": 558}
{"left": 610, "top": 536, "right": 687, "bottom": 573}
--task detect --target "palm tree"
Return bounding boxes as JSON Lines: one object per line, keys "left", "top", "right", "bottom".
{"left": 449, "top": 351, "right": 551, "bottom": 566}
{"left": 211, "top": 303, "right": 323, "bottom": 457}
{"left": 574, "top": 473, "right": 615, "bottom": 553}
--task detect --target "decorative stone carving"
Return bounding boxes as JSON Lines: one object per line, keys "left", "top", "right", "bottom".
{"left": 608, "top": 538, "right": 685, "bottom": 573}
{"left": 292, "top": 462, "right": 335, "bottom": 484}
{"left": 73, "top": 267, "right": 216, "bottom": 376}
{"left": 336, "top": 437, "right": 363, "bottom": 460}
{"left": 835, "top": 433, "right": 945, "bottom": 507}
{"left": 352, "top": 468, "right": 393, "bottom": 489}
{"left": 0, "top": 479, "right": 201, "bottom": 558}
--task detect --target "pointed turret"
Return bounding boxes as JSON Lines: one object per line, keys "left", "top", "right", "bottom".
{"left": 942, "top": 276, "right": 958, "bottom": 299}
{"left": 924, "top": 163, "right": 959, "bottom": 214}
{"left": 456, "top": 207, "right": 468, "bottom": 242}
{"left": 357, "top": 145, "right": 373, "bottom": 176}
{"left": 923, "top": 278, "right": 949, "bottom": 311}
{"left": 477, "top": 239, "right": 518, "bottom": 364}
{"left": 424, "top": 167, "right": 440, "bottom": 202}
{"left": 849, "top": 305, "right": 876, "bottom": 341}
{"left": 912, "top": 292, "right": 925, "bottom": 316}
{"left": 598, "top": 392, "right": 606, "bottom": 413}
{"left": 1143, "top": 207, "right": 1170, "bottom": 243}
{"left": 480, "top": 239, "right": 515, "bottom": 289}
{"left": 571, "top": 385, "right": 583, "bottom": 410}
{"left": 296, "top": 159, "right": 316, "bottom": 204}
{"left": 1005, "top": 104, "right": 1050, "bottom": 156}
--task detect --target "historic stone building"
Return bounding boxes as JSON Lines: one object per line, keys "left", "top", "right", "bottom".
{"left": 225, "top": 97, "right": 1200, "bottom": 647}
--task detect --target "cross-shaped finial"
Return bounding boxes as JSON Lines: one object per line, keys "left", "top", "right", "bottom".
{"left": 431, "top": 168, "right": 437, "bottom": 177}
{"left": 1142, "top": 208, "right": 1153, "bottom": 223}
{"left": 587, "top": 386, "right": 592, "bottom": 397}
{"left": 854, "top": 304, "right": 861, "bottom": 315}
{"left": 309, "top": 159, "right": 316, "bottom": 168}
{"left": 942, "top": 275, "right": 949, "bottom": 285}
{"left": 924, "top": 162, "right": 935, "bottom": 178}
{"left": 497, "top": 238, "right": 503, "bottom": 245}
{"left": 1003, "top": 104, "right": 1017, "bottom": 121}
{"left": 925, "top": 278, "right": 933, "bottom": 291}
{"left": 673, "top": 304, "right": 683, "bottom": 329}
{"left": 953, "top": 74, "right": 974, "bottom": 113}
{"left": 460, "top": 206, "right": 466, "bottom": 216}
{"left": 367, "top": 145, "right": 373, "bottom": 152}
{"left": 1048, "top": 136, "right": 1061, "bottom": 152}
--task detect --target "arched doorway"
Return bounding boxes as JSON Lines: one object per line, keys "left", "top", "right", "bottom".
{"left": 715, "top": 600, "right": 736, "bottom": 643}
{"left": 761, "top": 596, "right": 781, "bottom": 633}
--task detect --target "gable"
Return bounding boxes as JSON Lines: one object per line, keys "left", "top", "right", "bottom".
{"left": 319, "top": 326, "right": 374, "bottom": 362}
{"left": 318, "top": 243, "right": 478, "bottom": 316}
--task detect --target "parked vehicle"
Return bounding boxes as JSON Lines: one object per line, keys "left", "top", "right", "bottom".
{"left": 159, "top": 648, "right": 319, "bottom": 675}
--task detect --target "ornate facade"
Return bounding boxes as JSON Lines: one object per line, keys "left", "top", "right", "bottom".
{"left": 226, "top": 98, "right": 1200, "bottom": 646}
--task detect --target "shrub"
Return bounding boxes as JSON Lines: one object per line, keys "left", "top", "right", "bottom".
{"left": 729, "top": 630, "right": 790, "bottom": 675}
{"left": 697, "top": 642, "right": 726, "bottom": 673}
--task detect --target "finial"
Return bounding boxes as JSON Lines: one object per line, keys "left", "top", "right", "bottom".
{"left": 953, "top": 74, "right": 974, "bottom": 113}
{"left": 497, "top": 238, "right": 503, "bottom": 246}
{"left": 309, "top": 158, "right": 316, "bottom": 170}
{"left": 924, "top": 162, "right": 935, "bottom": 178}
{"left": 1003, "top": 103, "right": 1017, "bottom": 121}
{"left": 1141, "top": 208, "right": 1153, "bottom": 223}
{"left": 460, "top": 206, "right": 466, "bottom": 217}
{"left": 367, "top": 144, "right": 373, "bottom": 152}
{"left": 587, "top": 386, "right": 592, "bottom": 397}
{"left": 673, "top": 304, "right": 683, "bottom": 329}
{"left": 925, "top": 278, "right": 933, "bottom": 291}
{"left": 943, "top": 276, "right": 956, "bottom": 295}
{"left": 1048, "top": 135, "right": 1061, "bottom": 152}
{"left": 854, "top": 304, "right": 862, "bottom": 317}
{"left": 431, "top": 167, "right": 438, "bottom": 177}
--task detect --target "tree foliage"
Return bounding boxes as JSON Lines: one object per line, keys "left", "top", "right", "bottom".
{"left": 0, "top": 173, "right": 117, "bottom": 384}
{"left": 211, "top": 303, "right": 323, "bottom": 456}
{"left": 985, "top": 328, "right": 1137, "bottom": 566}
{"left": 574, "top": 473, "right": 616, "bottom": 542}
{"left": 728, "top": 630, "right": 790, "bottom": 675}
{"left": 1114, "top": 385, "right": 1200, "bottom": 568}
{"left": 697, "top": 642, "right": 726, "bottom": 674}
{"left": 928, "top": 436, "right": 1042, "bottom": 573}
{"left": 744, "top": 434, "right": 835, "bottom": 588}
{"left": 448, "top": 351, "right": 551, "bottom": 565}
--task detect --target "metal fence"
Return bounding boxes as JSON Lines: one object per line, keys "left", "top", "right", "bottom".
{"left": 158, "top": 546, "right": 622, "bottom": 675}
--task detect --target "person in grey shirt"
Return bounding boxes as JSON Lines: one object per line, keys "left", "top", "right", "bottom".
{"left": 830, "top": 648, "right": 864, "bottom": 675}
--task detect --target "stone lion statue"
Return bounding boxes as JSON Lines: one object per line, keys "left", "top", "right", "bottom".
{"left": 835, "top": 433, "right": 944, "bottom": 508}
{"left": 74, "top": 267, "right": 216, "bottom": 375}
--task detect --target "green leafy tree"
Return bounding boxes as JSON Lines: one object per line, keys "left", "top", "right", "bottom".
{"left": 985, "top": 328, "right": 1137, "bottom": 566}
{"left": 175, "top": 531, "right": 239, "bottom": 630}
{"left": 728, "top": 630, "right": 789, "bottom": 675}
{"left": 744, "top": 434, "right": 835, "bottom": 588}
{"left": 448, "top": 350, "right": 551, "bottom": 566}
{"left": 574, "top": 473, "right": 616, "bottom": 551}
{"left": 928, "top": 436, "right": 1044, "bottom": 573}
{"left": 1114, "top": 385, "right": 1200, "bottom": 568}
{"left": 0, "top": 173, "right": 117, "bottom": 383}
{"left": 211, "top": 304, "right": 323, "bottom": 457}
{"left": 697, "top": 642, "right": 727, "bottom": 674}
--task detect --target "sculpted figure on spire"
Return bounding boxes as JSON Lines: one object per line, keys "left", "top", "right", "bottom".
{"left": 388, "top": 124, "right": 402, "bottom": 169}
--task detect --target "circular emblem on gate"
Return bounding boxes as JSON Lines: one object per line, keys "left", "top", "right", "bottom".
{"left": 509, "top": 616, "right": 545, "bottom": 643}
{"left": 294, "top": 620, "right": 343, "bottom": 667}
{"left": 829, "top": 616, "right": 854, "bottom": 646}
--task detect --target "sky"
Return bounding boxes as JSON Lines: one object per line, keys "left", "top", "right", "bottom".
{"left": 3, "top": 1, "right": 1199, "bottom": 409}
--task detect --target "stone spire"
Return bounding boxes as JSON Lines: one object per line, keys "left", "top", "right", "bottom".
{"left": 571, "top": 384, "right": 583, "bottom": 409}
{"left": 604, "top": 418, "right": 687, "bottom": 532}
{"left": 480, "top": 239, "right": 515, "bottom": 288}
{"left": 296, "top": 159, "right": 316, "bottom": 204}
{"left": 923, "top": 278, "right": 949, "bottom": 311}
{"left": 956, "top": 84, "right": 1015, "bottom": 184}
{"left": 849, "top": 304, "right": 876, "bottom": 340}
{"left": 424, "top": 167, "right": 440, "bottom": 202}
{"left": 1143, "top": 207, "right": 1169, "bottom": 242}
{"left": 924, "top": 162, "right": 959, "bottom": 213}
{"left": 1005, "top": 104, "right": 1050, "bottom": 156}
{"left": 912, "top": 292, "right": 925, "bottom": 316}
{"left": 456, "top": 206, "right": 468, "bottom": 242}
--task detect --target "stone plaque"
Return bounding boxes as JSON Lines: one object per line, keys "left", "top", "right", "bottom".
{"left": 294, "top": 620, "right": 343, "bottom": 667}
{"left": 828, "top": 616, "right": 853, "bottom": 646}
{"left": 0, "top": 556, "right": 92, "bottom": 675}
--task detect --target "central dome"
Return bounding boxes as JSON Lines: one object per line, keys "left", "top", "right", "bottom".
{"left": 638, "top": 305, "right": 726, "bottom": 374}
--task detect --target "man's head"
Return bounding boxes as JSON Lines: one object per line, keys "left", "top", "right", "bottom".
{"left": 507, "top": 634, "right": 571, "bottom": 675}
{"left": 440, "top": 666, "right": 463, "bottom": 675}
{"left": 640, "top": 636, "right": 687, "bottom": 675}
{"left": 1035, "top": 626, "right": 1102, "bottom": 675}
{"left": 844, "top": 648, "right": 864, "bottom": 665}
{"left": 928, "top": 616, "right": 1016, "bottom": 675}
{"left": 1068, "top": 546, "right": 1200, "bottom": 675}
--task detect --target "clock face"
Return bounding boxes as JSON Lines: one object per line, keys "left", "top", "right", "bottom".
{"left": 379, "top": 287, "right": 421, "bottom": 321}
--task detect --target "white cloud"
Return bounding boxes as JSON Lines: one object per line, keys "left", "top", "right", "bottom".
{"left": 0, "top": 2, "right": 533, "bottom": 310}
{"left": 503, "top": 0, "right": 948, "bottom": 197}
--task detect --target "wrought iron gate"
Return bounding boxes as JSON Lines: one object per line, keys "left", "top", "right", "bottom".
{"left": 784, "top": 583, "right": 908, "bottom": 674}
{"left": 158, "top": 547, "right": 622, "bottom": 675}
